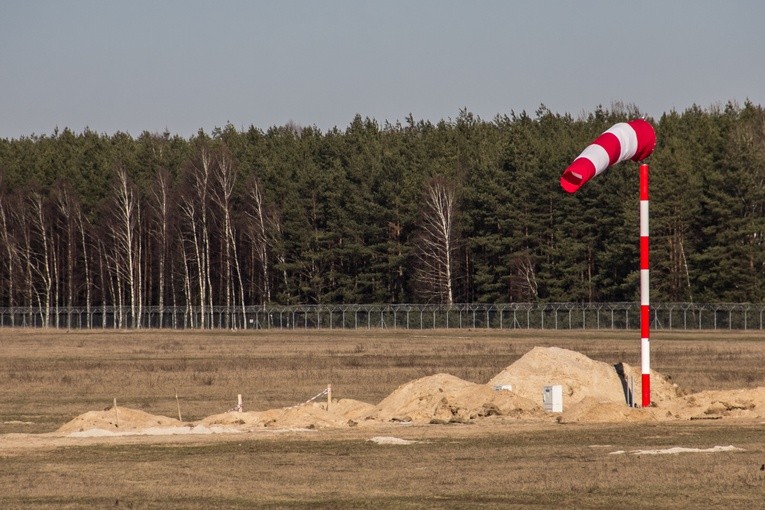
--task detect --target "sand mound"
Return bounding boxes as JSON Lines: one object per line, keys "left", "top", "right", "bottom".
{"left": 672, "top": 387, "right": 765, "bottom": 420}
{"left": 58, "top": 407, "right": 182, "bottom": 434}
{"left": 558, "top": 396, "right": 657, "bottom": 424}
{"left": 366, "top": 373, "right": 541, "bottom": 424}
{"left": 260, "top": 398, "right": 375, "bottom": 429}
{"left": 490, "top": 347, "right": 627, "bottom": 406}
{"left": 201, "top": 398, "right": 375, "bottom": 430}
{"left": 489, "top": 346, "right": 681, "bottom": 409}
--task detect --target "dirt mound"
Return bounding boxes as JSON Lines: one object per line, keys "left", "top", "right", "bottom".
{"left": 670, "top": 387, "right": 765, "bottom": 420}
{"left": 58, "top": 407, "right": 182, "bottom": 434}
{"left": 200, "top": 398, "right": 375, "bottom": 430}
{"left": 366, "top": 373, "right": 542, "bottom": 424}
{"left": 489, "top": 346, "right": 629, "bottom": 406}
{"left": 558, "top": 396, "right": 657, "bottom": 424}
{"left": 489, "top": 346, "right": 682, "bottom": 410}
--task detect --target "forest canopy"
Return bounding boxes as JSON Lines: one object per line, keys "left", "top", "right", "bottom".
{"left": 1, "top": 102, "right": 763, "bottom": 323}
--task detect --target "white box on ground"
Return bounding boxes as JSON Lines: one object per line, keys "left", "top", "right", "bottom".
{"left": 543, "top": 385, "right": 563, "bottom": 412}
{"left": 493, "top": 384, "right": 512, "bottom": 391}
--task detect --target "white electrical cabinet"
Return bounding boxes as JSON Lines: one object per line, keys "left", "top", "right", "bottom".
{"left": 543, "top": 385, "right": 563, "bottom": 412}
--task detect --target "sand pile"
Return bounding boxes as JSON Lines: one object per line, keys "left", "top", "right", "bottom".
{"left": 365, "top": 373, "right": 542, "bottom": 425}
{"left": 489, "top": 346, "right": 681, "bottom": 409}
{"left": 55, "top": 346, "right": 765, "bottom": 436}
{"left": 558, "top": 397, "right": 657, "bottom": 424}
{"left": 57, "top": 407, "right": 183, "bottom": 434}
{"left": 201, "top": 398, "right": 375, "bottom": 430}
{"left": 671, "top": 387, "right": 765, "bottom": 420}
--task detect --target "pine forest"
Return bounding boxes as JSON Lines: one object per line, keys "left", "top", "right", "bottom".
{"left": 1, "top": 102, "right": 764, "bottom": 327}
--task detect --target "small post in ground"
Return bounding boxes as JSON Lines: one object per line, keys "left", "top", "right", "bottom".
{"left": 176, "top": 391, "right": 183, "bottom": 422}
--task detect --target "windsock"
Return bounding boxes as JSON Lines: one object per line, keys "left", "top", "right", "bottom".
{"left": 561, "top": 119, "right": 656, "bottom": 193}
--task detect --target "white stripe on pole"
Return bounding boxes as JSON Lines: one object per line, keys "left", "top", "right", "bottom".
{"left": 641, "top": 337, "right": 650, "bottom": 374}
{"left": 641, "top": 269, "right": 650, "bottom": 306}
{"left": 640, "top": 201, "right": 649, "bottom": 236}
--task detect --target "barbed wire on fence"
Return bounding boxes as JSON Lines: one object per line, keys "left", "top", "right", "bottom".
{"left": 1, "top": 302, "right": 764, "bottom": 331}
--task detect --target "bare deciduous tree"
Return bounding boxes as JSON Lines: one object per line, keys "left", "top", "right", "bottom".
{"left": 414, "top": 176, "right": 459, "bottom": 305}
{"left": 28, "top": 193, "right": 53, "bottom": 326}
{"left": 509, "top": 252, "right": 539, "bottom": 301}
{"left": 212, "top": 153, "right": 246, "bottom": 328}
{"left": 0, "top": 190, "right": 19, "bottom": 326}
{"left": 180, "top": 148, "right": 214, "bottom": 328}
{"left": 75, "top": 206, "right": 93, "bottom": 328}
{"left": 112, "top": 166, "right": 141, "bottom": 328}
{"left": 149, "top": 169, "right": 171, "bottom": 326}
{"left": 245, "top": 175, "right": 286, "bottom": 308}
{"left": 55, "top": 186, "right": 78, "bottom": 329}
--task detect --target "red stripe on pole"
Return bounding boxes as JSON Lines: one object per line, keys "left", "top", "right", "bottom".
{"left": 642, "top": 373, "right": 651, "bottom": 407}
{"left": 640, "top": 164, "right": 649, "bottom": 199}
{"left": 640, "top": 236, "right": 649, "bottom": 270}
{"left": 641, "top": 305, "right": 650, "bottom": 339}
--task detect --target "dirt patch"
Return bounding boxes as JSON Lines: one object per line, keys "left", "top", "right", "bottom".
{"left": 610, "top": 445, "right": 745, "bottom": 455}
{"left": 368, "top": 436, "right": 420, "bottom": 445}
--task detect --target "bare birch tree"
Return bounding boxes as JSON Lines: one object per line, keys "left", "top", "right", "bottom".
{"left": 112, "top": 166, "right": 140, "bottom": 328}
{"left": 179, "top": 148, "right": 214, "bottom": 328}
{"left": 149, "top": 169, "right": 171, "bottom": 327}
{"left": 509, "top": 252, "right": 539, "bottom": 301}
{"left": 19, "top": 208, "right": 34, "bottom": 324}
{"left": 177, "top": 225, "right": 195, "bottom": 328}
{"left": 96, "top": 239, "right": 109, "bottom": 328}
{"left": 0, "top": 191, "right": 19, "bottom": 325}
{"left": 414, "top": 176, "right": 459, "bottom": 305}
{"left": 28, "top": 193, "right": 53, "bottom": 326}
{"left": 75, "top": 207, "right": 93, "bottom": 328}
{"left": 212, "top": 153, "right": 246, "bottom": 328}
{"left": 55, "top": 187, "right": 78, "bottom": 328}
{"left": 245, "top": 175, "right": 285, "bottom": 308}
{"left": 179, "top": 197, "right": 204, "bottom": 328}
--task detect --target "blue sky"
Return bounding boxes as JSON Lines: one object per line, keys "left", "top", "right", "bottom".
{"left": 1, "top": 0, "right": 763, "bottom": 139}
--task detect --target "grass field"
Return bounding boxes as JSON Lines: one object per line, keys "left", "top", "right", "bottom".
{"left": 1, "top": 328, "right": 764, "bottom": 508}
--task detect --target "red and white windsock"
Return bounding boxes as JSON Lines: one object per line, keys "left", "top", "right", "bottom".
{"left": 560, "top": 119, "right": 656, "bottom": 193}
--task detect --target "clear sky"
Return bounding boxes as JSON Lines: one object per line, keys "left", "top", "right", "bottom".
{"left": 1, "top": 0, "right": 763, "bottom": 139}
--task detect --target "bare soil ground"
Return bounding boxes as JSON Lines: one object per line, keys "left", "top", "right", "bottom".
{"left": 1, "top": 328, "right": 764, "bottom": 508}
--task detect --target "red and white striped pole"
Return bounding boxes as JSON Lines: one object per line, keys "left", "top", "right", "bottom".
{"left": 639, "top": 163, "right": 651, "bottom": 407}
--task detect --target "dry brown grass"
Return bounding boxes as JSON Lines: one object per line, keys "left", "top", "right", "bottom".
{"left": 1, "top": 328, "right": 764, "bottom": 508}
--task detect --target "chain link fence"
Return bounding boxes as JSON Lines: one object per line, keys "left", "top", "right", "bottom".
{"left": 2, "top": 302, "right": 765, "bottom": 330}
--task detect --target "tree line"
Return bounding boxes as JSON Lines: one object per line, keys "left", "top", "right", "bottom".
{"left": 0, "top": 102, "right": 763, "bottom": 327}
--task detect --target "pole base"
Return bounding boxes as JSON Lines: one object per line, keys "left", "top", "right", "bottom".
{"left": 641, "top": 373, "right": 651, "bottom": 407}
